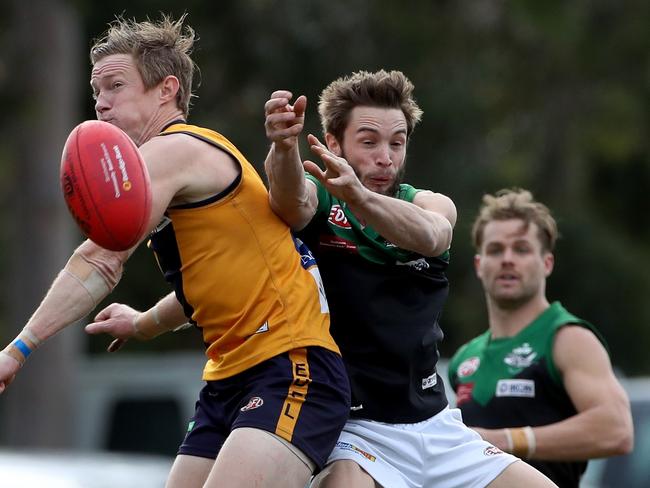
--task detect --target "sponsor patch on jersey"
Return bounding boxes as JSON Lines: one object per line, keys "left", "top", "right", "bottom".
{"left": 320, "top": 234, "right": 358, "bottom": 252}
{"left": 254, "top": 321, "right": 269, "bottom": 334}
{"left": 457, "top": 357, "right": 481, "bottom": 378}
{"left": 328, "top": 204, "right": 351, "bottom": 228}
{"left": 396, "top": 257, "right": 430, "bottom": 271}
{"left": 335, "top": 441, "right": 376, "bottom": 462}
{"left": 421, "top": 371, "right": 437, "bottom": 390}
{"left": 241, "top": 396, "right": 264, "bottom": 412}
{"left": 455, "top": 383, "right": 474, "bottom": 405}
{"left": 293, "top": 237, "right": 318, "bottom": 269}
{"left": 495, "top": 379, "right": 535, "bottom": 398}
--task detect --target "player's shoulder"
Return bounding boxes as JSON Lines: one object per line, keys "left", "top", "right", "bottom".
{"left": 554, "top": 324, "right": 604, "bottom": 349}
{"left": 450, "top": 332, "right": 489, "bottom": 365}
{"left": 410, "top": 188, "right": 457, "bottom": 224}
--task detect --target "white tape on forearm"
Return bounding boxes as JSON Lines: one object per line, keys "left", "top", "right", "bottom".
{"left": 63, "top": 253, "right": 112, "bottom": 307}
{"left": 132, "top": 303, "right": 169, "bottom": 340}
{"left": 21, "top": 328, "right": 41, "bottom": 349}
{"left": 523, "top": 426, "right": 536, "bottom": 457}
{"left": 503, "top": 428, "right": 514, "bottom": 453}
{"left": 507, "top": 426, "right": 535, "bottom": 458}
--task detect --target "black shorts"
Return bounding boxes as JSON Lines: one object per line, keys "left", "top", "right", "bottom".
{"left": 178, "top": 346, "right": 351, "bottom": 470}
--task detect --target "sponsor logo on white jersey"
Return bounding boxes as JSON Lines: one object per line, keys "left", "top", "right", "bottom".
{"left": 495, "top": 379, "right": 535, "bottom": 398}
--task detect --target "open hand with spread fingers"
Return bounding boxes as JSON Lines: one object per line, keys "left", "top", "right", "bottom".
{"left": 264, "top": 90, "right": 307, "bottom": 152}
{"left": 304, "top": 133, "right": 368, "bottom": 207}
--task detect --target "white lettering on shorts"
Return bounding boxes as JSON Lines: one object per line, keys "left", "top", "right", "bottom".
{"left": 335, "top": 441, "right": 376, "bottom": 462}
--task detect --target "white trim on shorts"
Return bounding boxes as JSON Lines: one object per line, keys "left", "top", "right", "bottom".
{"left": 324, "top": 406, "right": 518, "bottom": 488}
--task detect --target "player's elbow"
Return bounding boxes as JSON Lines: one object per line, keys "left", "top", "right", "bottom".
{"left": 600, "top": 401, "right": 634, "bottom": 456}
{"left": 424, "top": 218, "right": 453, "bottom": 257}
{"left": 608, "top": 417, "right": 634, "bottom": 456}
{"left": 601, "top": 424, "right": 634, "bottom": 457}
{"left": 74, "top": 239, "right": 127, "bottom": 290}
{"left": 268, "top": 194, "right": 314, "bottom": 232}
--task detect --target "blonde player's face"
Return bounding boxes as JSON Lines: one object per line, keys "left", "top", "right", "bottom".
{"left": 90, "top": 54, "right": 161, "bottom": 146}
{"left": 474, "top": 219, "right": 554, "bottom": 308}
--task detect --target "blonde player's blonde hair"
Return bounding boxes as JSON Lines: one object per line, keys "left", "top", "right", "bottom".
{"left": 472, "top": 188, "right": 558, "bottom": 253}
{"left": 90, "top": 14, "right": 198, "bottom": 117}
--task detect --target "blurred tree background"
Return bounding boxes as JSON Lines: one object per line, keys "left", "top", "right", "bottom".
{"left": 0, "top": 0, "right": 648, "bottom": 447}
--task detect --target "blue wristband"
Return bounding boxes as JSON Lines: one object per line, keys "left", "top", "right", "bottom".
{"left": 13, "top": 339, "right": 32, "bottom": 359}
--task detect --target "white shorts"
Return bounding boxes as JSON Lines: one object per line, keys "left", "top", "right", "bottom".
{"left": 325, "top": 407, "right": 518, "bottom": 488}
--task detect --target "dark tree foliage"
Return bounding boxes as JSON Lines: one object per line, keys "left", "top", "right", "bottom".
{"left": 2, "top": 0, "right": 648, "bottom": 373}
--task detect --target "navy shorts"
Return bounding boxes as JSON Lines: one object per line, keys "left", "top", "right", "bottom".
{"left": 178, "top": 346, "right": 351, "bottom": 470}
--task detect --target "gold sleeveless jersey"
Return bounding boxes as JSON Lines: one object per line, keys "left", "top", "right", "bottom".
{"left": 149, "top": 123, "right": 338, "bottom": 380}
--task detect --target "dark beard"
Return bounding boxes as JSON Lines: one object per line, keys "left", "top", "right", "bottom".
{"left": 340, "top": 150, "right": 406, "bottom": 197}
{"left": 386, "top": 165, "right": 405, "bottom": 197}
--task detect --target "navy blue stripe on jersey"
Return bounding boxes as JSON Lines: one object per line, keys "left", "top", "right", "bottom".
{"left": 148, "top": 217, "right": 196, "bottom": 326}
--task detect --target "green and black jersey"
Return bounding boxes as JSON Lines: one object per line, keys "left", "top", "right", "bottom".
{"left": 297, "top": 177, "right": 450, "bottom": 423}
{"left": 448, "top": 302, "right": 607, "bottom": 487}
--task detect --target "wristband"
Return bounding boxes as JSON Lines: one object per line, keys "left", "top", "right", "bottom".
{"left": 503, "top": 428, "right": 514, "bottom": 453}
{"left": 133, "top": 303, "right": 168, "bottom": 340}
{"left": 523, "top": 426, "right": 536, "bottom": 457}
{"left": 506, "top": 426, "right": 536, "bottom": 458}
{"left": 2, "top": 329, "right": 41, "bottom": 366}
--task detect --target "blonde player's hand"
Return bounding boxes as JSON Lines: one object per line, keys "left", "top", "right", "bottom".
{"left": 85, "top": 303, "right": 140, "bottom": 352}
{"left": 0, "top": 353, "right": 20, "bottom": 394}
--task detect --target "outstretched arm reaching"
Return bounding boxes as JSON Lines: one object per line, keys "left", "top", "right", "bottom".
{"left": 264, "top": 90, "right": 318, "bottom": 231}
{"left": 0, "top": 239, "right": 128, "bottom": 393}
{"left": 304, "top": 134, "right": 457, "bottom": 257}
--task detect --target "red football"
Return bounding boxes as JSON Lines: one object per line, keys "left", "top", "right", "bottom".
{"left": 60, "top": 120, "right": 152, "bottom": 251}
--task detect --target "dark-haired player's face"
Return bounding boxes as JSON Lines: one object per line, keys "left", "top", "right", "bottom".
{"left": 334, "top": 106, "right": 407, "bottom": 196}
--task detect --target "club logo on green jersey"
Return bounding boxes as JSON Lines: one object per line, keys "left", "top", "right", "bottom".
{"left": 457, "top": 357, "right": 481, "bottom": 378}
{"left": 504, "top": 342, "right": 537, "bottom": 369}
